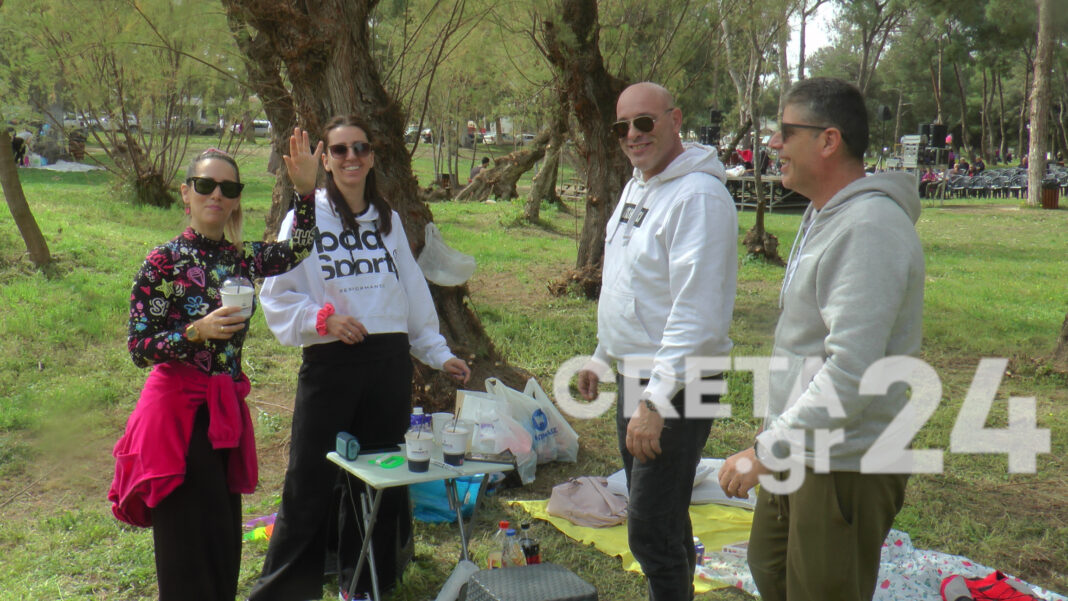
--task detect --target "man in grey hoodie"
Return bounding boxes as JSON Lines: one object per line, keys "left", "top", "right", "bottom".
{"left": 578, "top": 82, "right": 737, "bottom": 600}
{"left": 718, "top": 78, "right": 924, "bottom": 601}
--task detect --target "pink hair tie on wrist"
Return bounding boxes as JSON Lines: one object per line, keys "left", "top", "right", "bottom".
{"left": 315, "top": 303, "right": 335, "bottom": 336}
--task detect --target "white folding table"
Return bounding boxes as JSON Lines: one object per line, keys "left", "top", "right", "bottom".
{"left": 327, "top": 446, "right": 513, "bottom": 600}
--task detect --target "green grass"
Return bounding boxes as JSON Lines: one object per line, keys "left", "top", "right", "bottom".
{"left": 1, "top": 162, "right": 1066, "bottom": 600}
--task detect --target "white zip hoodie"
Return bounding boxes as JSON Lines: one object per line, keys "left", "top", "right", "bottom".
{"left": 592, "top": 143, "right": 738, "bottom": 410}
{"left": 259, "top": 190, "right": 455, "bottom": 370}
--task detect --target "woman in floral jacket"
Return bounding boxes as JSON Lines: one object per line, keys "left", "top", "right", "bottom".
{"left": 108, "top": 132, "right": 321, "bottom": 601}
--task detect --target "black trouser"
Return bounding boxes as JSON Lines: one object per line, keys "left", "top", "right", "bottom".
{"left": 616, "top": 375, "right": 716, "bottom": 601}
{"left": 250, "top": 336, "right": 413, "bottom": 601}
{"left": 151, "top": 407, "right": 242, "bottom": 601}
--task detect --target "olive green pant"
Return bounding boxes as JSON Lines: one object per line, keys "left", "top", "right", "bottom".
{"left": 747, "top": 469, "right": 909, "bottom": 601}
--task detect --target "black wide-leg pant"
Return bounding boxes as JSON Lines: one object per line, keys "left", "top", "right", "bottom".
{"left": 250, "top": 336, "right": 413, "bottom": 601}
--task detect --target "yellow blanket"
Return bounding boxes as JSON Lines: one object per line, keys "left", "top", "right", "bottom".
{"left": 511, "top": 500, "right": 753, "bottom": 593}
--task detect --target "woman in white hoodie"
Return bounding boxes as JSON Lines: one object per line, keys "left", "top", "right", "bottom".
{"left": 250, "top": 115, "right": 470, "bottom": 601}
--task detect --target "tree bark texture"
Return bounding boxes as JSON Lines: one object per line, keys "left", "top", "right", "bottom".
{"left": 527, "top": 94, "right": 571, "bottom": 221}
{"left": 541, "top": 0, "right": 630, "bottom": 280}
{"left": 221, "top": 0, "right": 527, "bottom": 399}
{"left": 1054, "top": 312, "right": 1068, "bottom": 371}
{"left": 1027, "top": 0, "right": 1053, "bottom": 207}
{"left": 953, "top": 62, "right": 971, "bottom": 158}
{"left": 0, "top": 129, "right": 52, "bottom": 267}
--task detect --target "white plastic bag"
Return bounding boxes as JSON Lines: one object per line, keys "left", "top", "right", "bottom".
{"left": 456, "top": 390, "right": 536, "bottom": 484}
{"left": 417, "top": 223, "right": 476, "bottom": 286}
{"left": 485, "top": 377, "right": 579, "bottom": 464}
{"left": 523, "top": 378, "right": 579, "bottom": 463}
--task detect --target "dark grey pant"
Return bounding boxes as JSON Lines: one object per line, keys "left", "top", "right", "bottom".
{"left": 616, "top": 375, "right": 715, "bottom": 601}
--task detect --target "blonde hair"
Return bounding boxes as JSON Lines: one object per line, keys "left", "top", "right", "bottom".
{"left": 186, "top": 148, "right": 243, "bottom": 246}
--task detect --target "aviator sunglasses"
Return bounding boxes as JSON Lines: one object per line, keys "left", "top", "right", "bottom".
{"left": 328, "top": 141, "right": 374, "bottom": 159}
{"left": 186, "top": 176, "right": 244, "bottom": 198}
{"left": 612, "top": 108, "right": 675, "bottom": 139}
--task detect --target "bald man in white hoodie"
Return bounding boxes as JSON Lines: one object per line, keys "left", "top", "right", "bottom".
{"left": 577, "top": 82, "right": 738, "bottom": 601}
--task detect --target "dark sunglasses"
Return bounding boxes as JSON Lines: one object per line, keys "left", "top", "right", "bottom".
{"left": 186, "top": 176, "right": 244, "bottom": 198}
{"left": 779, "top": 122, "right": 829, "bottom": 141}
{"left": 612, "top": 108, "right": 675, "bottom": 139}
{"left": 328, "top": 141, "right": 373, "bottom": 159}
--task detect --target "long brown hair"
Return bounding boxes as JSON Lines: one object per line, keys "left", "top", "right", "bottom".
{"left": 322, "top": 115, "right": 392, "bottom": 236}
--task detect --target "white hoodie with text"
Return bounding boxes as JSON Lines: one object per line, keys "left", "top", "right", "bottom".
{"left": 259, "top": 190, "right": 454, "bottom": 370}
{"left": 592, "top": 143, "right": 738, "bottom": 410}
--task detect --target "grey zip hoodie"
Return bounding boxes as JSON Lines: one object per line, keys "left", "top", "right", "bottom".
{"left": 755, "top": 172, "right": 924, "bottom": 471}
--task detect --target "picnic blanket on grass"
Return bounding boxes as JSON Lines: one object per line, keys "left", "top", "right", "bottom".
{"left": 510, "top": 499, "right": 753, "bottom": 594}
{"left": 511, "top": 501, "right": 1067, "bottom": 600}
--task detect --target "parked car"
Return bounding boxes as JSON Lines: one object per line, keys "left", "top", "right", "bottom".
{"left": 252, "top": 119, "right": 272, "bottom": 136}
{"left": 518, "top": 133, "right": 536, "bottom": 145}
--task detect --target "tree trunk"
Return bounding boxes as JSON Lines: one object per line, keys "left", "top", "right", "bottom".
{"left": 541, "top": 0, "right": 631, "bottom": 298}
{"left": 718, "top": 117, "right": 751, "bottom": 164}
{"left": 1018, "top": 49, "right": 1034, "bottom": 163}
{"left": 997, "top": 71, "right": 1007, "bottom": 162}
{"left": 777, "top": 25, "right": 791, "bottom": 119}
{"left": 893, "top": 88, "right": 903, "bottom": 149}
{"left": 931, "top": 39, "right": 944, "bottom": 124}
{"left": 221, "top": 0, "right": 527, "bottom": 400}
{"left": 953, "top": 62, "right": 971, "bottom": 157}
{"left": 527, "top": 99, "right": 569, "bottom": 221}
{"left": 1027, "top": 0, "right": 1053, "bottom": 207}
{"left": 455, "top": 130, "right": 550, "bottom": 202}
{"left": 741, "top": 45, "right": 783, "bottom": 267}
{"left": 0, "top": 129, "right": 51, "bottom": 268}
{"left": 980, "top": 69, "right": 989, "bottom": 161}
{"left": 1054, "top": 312, "right": 1068, "bottom": 372}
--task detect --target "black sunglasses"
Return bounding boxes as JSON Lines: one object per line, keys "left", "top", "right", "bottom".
{"left": 779, "top": 122, "right": 829, "bottom": 140}
{"left": 328, "top": 141, "right": 373, "bottom": 159}
{"left": 186, "top": 176, "right": 244, "bottom": 198}
{"left": 612, "top": 108, "right": 675, "bottom": 139}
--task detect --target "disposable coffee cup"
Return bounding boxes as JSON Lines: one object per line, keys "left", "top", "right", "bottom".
{"left": 441, "top": 426, "right": 471, "bottom": 466}
{"left": 431, "top": 412, "right": 454, "bottom": 446}
{"left": 404, "top": 432, "right": 434, "bottom": 473}
{"left": 457, "top": 419, "right": 476, "bottom": 452}
{"left": 220, "top": 276, "right": 254, "bottom": 318}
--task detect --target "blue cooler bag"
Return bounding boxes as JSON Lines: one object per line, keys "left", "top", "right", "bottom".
{"left": 410, "top": 474, "right": 484, "bottom": 523}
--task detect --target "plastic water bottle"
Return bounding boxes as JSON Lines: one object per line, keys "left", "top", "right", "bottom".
{"left": 405, "top": 407, "right": 433, "bottom": 472}
{"left": 519, "top": 522, "right": 541, "bottom": 564}
{"left": 487, "top": 520, "right": 509, "bottom": 569}
{"left": 502, "top": 528, "right": 526, "bottom": 567}
{"left": 693, "top": 536, "right": 705, "bottom": 567}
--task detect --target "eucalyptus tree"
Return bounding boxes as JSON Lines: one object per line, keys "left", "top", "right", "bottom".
{"left": 1027, "top": 0, "right": 1055, "bottom": 207}
{"left": 833, "top": 0, "right": 910, "bottom": 94}
{"left": 796, "top": 0, "right": 829, "bottom": 80}
{"left": 719, "top": 0, "right": 791, "bottom": 264}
